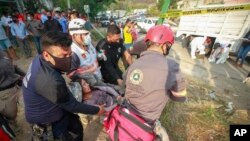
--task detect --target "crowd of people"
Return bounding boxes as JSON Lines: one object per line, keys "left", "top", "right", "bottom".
{"left": 1, "top": 6, "right": 249, "bottom": 141}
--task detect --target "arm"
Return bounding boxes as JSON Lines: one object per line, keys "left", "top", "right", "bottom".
{"left": 93, "top": 86, "right": 120, "bottom": 97}
{"left": 10, "top": 26, "right": 16, "bottom": 37}
{"left": 102, "top": 53, "right": 121, "bottom": 83}
{"left": 168, "top": 61, "right": 187, "bottom": 102}
{"left": 123, "top": 50, "right": 133, "bottom": 66}
{"left": 36, "top": 74, "right": 101, "bottom": 115}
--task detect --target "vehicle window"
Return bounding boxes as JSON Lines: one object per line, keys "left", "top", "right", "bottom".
{"left": 148, "top": 20, "right": 152, "bottom": 24}
{"left": 144, "top": 19, "right": 147, "bottom": 23}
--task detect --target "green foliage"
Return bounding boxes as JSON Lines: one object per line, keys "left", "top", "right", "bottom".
{"left": 157, "top": 0, "right": 179, "bottom": 10}
{"left": 52, "top": 0, "right": 116, "bottom": 19}
{"left": 147, "top": 5, "right": 160, "bottom": 17}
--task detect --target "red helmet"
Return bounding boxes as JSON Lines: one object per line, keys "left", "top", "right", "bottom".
{"left": 144, "top": 25, "right": 174, "bottom": 45}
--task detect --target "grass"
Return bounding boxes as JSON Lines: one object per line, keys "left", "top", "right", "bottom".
{"left": 159, "top": 79, "right": 234, "bottom": 141}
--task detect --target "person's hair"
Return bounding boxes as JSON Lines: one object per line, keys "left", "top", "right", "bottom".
{"left": 107, "top": 25, "right": 121, "bottom": 35}
{"left": 125, "top": 18, "right": 131, "bottom": 25}
{"left": 213, "top": 43, "right": 220, "bottom": 49}
{"left": 27, "top": 12, "right": 34, "bottom": 17}
{"left": 41, "top": 31, "right": 72, "bottom": 52}
{"left": 145, "top": 40, "right": 157, "bottom": 48}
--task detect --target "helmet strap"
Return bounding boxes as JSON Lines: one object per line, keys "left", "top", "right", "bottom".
{"left": 161, "top": 44, "right": 168, "bottom": 56}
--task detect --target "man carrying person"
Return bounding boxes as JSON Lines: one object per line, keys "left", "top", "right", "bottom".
{"left": 124, "top": 25, "right": 187, "bottom": 140}
{"left": 22, "top": 31, "right": 105, "bottom": 141}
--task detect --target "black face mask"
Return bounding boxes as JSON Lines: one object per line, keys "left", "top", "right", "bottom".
{"left": 13, "top": 19, "right": 18, "bottom": 23}
{"left": 47, "top": 16, "right": 52, "bottom": 20}
{"left": 48, "top": 52, "right": 72, "bottom": 72}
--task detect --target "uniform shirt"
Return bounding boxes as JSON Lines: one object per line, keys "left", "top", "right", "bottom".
{"left": 22, "top": 56, "right": 99, "bottom": 124}
{"left": 71, "top": 42, "right": 102, "bottom": 79}
{"left": 0, "top": 21, "right": 8, "bottom": 40}
{"left": 10, "top": 21, "right": 29, "bottom": 39}
{"left": 96, "top": 39, "right": 126, "bottom": 84}
{"left": 124, "top": 50, "right": 186, "bottom": 122}
{"left": 123, "top": 26, "right": 132, "bottom": 44}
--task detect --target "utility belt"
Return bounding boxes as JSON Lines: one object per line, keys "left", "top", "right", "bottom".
{"left": 31, "top": 124, "right": 54, "bottom": 141}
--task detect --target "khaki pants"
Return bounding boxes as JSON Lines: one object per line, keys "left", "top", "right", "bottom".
{"left": 0, "top": 86, "right": 19, "bottom": 119}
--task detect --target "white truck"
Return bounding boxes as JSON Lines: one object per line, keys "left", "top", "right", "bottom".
{"left": 176, "top": 4, "right": 250, "bottom": 53}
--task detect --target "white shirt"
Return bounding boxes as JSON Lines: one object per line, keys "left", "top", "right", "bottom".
{"left": 71, "top": 42, "right": 102, "bottom": 79}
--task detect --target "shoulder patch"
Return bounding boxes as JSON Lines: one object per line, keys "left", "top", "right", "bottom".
{"left": 129, "top": 69, "right": 143, "bottom": 85}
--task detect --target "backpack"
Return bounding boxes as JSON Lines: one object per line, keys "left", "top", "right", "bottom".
{"left": 0, "top": 114, "right": 15, "bottom": 141}
{"left": 103, "top": 105, "right": 156, "bottom": 141}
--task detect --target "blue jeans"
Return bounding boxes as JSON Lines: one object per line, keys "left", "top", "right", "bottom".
{"left": 33, "top": 36, "right": 41, "bottom": 54}
{"left": 236, "top": 44, "right": 250, "bottom": 64}
{"left": 17, "top": 38, "right": 32, "bottom": 57}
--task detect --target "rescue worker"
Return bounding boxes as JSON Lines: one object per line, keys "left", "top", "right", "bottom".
{"left": 96, "top": 25, "right": 132, "bottom": 86}
{"left": 124, "top": 25, "right": 187, "bottom": 139}
{"left": 68, "top": 18, "right": 102, "bottom": 82}
{"left": 22, "top": 31, "right": 105, "bottom": 141}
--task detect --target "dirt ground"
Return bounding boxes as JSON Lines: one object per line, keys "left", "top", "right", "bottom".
{"left": 9, "top": 42, "right": 250, "bottom": 141}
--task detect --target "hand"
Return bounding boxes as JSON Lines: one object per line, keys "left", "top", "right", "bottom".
{"left": 117, "top": 79, "right": 123, "bottom": 86}
{"left": 97, "top": 104, "right": 106, "bottom": 116}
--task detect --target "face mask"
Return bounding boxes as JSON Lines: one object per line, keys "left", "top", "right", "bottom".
{"left": 47, "top": 16, "right": 52, "bottom": 20}
{"left": 27, "top": 16, "right": 31, "bottom": 21}
{"left": 83, "top": 34, "right": 91, "bottom": 46}
{"left": 48, "top": 52, "right": 72, "bottom": 72}
{"left": 13, "top": 19, "right": 18, "bottom": 23}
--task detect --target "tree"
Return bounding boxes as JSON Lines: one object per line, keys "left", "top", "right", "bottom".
{"left": 157, "top": 0, "right": 179, "bottom": 10}
{"left": 51, "top": 0, "right": 116, "bottom": 19}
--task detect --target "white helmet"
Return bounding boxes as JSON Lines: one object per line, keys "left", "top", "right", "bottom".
{"left": 69, "top": 18, "right": 89, "bottom": 35}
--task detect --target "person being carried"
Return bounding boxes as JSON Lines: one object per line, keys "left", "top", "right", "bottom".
{"left": 96, "top": 25, "right": 132, "bottom": 86}
{"left": 22, "top": 31, "right": 105, "bottom": 141}
{"left": 69, "top": 79, "right": 121, "bottom": 112}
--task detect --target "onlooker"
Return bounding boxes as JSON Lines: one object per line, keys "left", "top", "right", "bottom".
{"left": 22, "top": 31, "right": 105, "bottom": 140}
{"left": 44, "top": 11, "right": 62, "bottom": 32}
{"left": 13, "top": 10, "right": 24, "bottom": 22}
{"left": 59, "top": 11, "right": 68, "bottom": 33}
{"left": 124, "top": 25, "right": 186, "bottom": 139}
{"left": 117, "top": 22, "right": 123, "bottom": 39}
{"left": 0, "top": 21, "right": 18, "bottom": 60}
{"left": 235, "top": 30, "right": 250, "bottom": 67}
{"left": 26, "top": 12, "right": 43, "bottom": 54}
{"left": 10, "top": 15, "right": 31, "bottom": 57}
{"left": 0, "top": 51, "right": 25, "bottom": 120}
{"left": 208, "top": 42, "right": 231, "bottom": 64}
{"left": 40, "top": 9, "right": 48, "bottom": 24}
{"left": 131, "top": 21, "right": 138, "bottom": 42}
{"left": 190, "top": 36, "right": 211, "bottom": 59}
{"left": 123, "top": 19, "right": 133, "bottom": 50}
{"left": 96, "top": 25, "right": 132, "bottom": 86}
